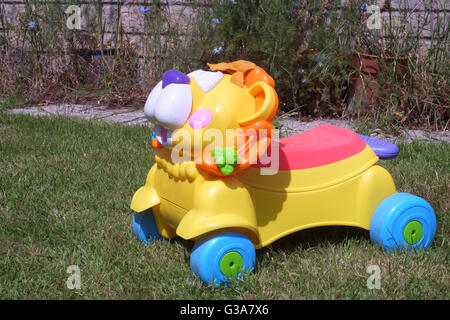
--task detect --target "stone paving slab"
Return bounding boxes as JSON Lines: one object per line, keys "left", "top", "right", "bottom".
{"left": 7, "top": 104, "right": 149, "bottom": 126}
{"left": 7, "top": 104, "right": 450, "bottom": 143}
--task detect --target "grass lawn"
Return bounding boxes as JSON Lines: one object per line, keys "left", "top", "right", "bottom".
{"left": 0, "top": 113, "right": 448, "bottom": 299}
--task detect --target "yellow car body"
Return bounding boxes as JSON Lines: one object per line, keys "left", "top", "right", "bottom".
{"left": 131, "top": 142, "right": 396, "bottom": 249}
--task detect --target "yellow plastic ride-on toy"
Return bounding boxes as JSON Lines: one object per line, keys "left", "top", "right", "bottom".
{"left": 130, "top": 61, "right": 437, "bottom": 287}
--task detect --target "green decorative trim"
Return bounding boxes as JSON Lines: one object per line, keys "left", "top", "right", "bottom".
{"left": 403, "top": 221, "right": 423, "bottom": 245}
{"left": 212, "top": 146, "right": 240, "bottom": 175}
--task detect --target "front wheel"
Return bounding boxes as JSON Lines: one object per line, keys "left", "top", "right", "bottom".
{"left": 132, "top": 209, "right": 162, "bottom": 244}
{"left": 370, "top": 193, "right": 436, "bottom": 253}
{"left": 190, "top": 231, "right": 256, "bottom": 287}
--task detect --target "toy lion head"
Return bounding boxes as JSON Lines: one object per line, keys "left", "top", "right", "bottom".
{"left": 144, "top": 60, "right": 279, "bottom": 176}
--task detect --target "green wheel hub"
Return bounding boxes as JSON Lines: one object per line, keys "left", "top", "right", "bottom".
{"left": 220, "top": 251, "right": 243, "bottom": 277}
{"left": 403, "top": 221, "right": 423, "bottom": 245}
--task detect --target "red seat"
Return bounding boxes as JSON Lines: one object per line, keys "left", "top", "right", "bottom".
{"left": 255, "top": 124, "right": 367, "bottom": 170}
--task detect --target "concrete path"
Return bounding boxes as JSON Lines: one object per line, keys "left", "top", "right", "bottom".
{"left": 7, "top": 103, "right": 450, "bottom": 143}
{"left": 7, "top": 104, "right": 149, "bottom": 126}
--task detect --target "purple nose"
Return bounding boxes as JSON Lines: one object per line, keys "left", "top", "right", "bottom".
{"left": 162, "top": 70, "right": 190, "bottom": 88}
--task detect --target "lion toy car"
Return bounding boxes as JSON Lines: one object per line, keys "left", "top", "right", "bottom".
{"left": 130, "top": 61, "right": 436, "bottom": 286}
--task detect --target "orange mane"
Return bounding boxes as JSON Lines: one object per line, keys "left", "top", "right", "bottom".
{"left": 195, "top": 61, "right": 279, "bottom": 176}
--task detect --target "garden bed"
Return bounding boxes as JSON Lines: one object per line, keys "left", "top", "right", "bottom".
{"left": 0, "top": 0, "right": 448, "bottom": 130}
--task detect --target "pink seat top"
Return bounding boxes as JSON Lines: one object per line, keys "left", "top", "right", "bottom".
{"left": 254, "top": 124, "right": 367, "bottom": 170}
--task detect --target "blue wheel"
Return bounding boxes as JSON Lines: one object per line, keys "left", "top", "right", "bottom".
{"left": 132, "top": 210, "right": 162, "bottom": 244}
{"left": 370, "top": 193, "right": 436, "bottom": 253}
{"left": 190, "top": 231, "right": 256, "bottom": 287}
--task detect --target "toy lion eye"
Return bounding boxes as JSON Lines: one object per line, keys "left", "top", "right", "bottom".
{"left": 188, "top": 70, "right": 223, "bottom": 93}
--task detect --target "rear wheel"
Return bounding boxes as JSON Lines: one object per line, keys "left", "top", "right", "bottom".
{"left": 190, "top": 231, "right": 256, "bottom": 286}
{"left": 370, "top": 193, "right": 436, "bottom": 252}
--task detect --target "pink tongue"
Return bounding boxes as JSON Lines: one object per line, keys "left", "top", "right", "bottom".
{"left": 160, "top": 126, "right": 167, "bottom": 143}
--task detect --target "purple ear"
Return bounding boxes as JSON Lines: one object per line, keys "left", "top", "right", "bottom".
{"left": 162, "top": 70, "right": 190, "bottom": 88}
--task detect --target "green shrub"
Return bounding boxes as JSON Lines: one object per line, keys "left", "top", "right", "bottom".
{"left": 197, "top": 0, "right": 448, "bottom": 128}
{"left": 198, "top": 0, "right": 375, "bottom": 117}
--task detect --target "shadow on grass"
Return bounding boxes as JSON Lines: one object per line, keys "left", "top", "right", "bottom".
{"left": 165, "top": 225, "right": 371, "bottom": 265}
{"left": 259, "top": 226, "right": 370, "bottom": 253}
